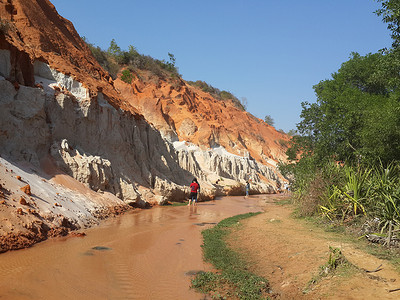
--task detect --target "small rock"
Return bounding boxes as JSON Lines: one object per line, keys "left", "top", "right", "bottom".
{"left": 16, "top": 208, "right": 23, "bottom": 215}
{"left": 20, "top": 184, "right": 31, "bottom": 195}
{"left": 19, "top": 197, "right": 28, "bottom": 205}
{"left": 16, "top": 176, "right": 22, "bottom": 181}
{"left": 70, "top": 232, "right": 86, "bottom": 237}
{"left": 0, "top": 200, "right": 5, "bottom": 204}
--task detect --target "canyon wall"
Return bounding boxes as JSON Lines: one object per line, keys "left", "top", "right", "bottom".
{"left": 0, "top": 59, "right": 284, "bottom": 208}
{"left": 0, "top": 0, "right": 288, "bottom": 251}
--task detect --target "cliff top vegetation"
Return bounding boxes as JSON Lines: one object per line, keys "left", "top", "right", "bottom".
{"left": 84, "top": 38, "right": 246, "bottom": 111}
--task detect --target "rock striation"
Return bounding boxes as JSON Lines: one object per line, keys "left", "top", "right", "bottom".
{"left": 0, "top": 0, "right": 289, "bottom": 251}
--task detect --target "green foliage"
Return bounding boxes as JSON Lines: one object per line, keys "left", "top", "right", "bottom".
{"left": 107, "top": 39, "right": 122, "bottom": 57}
{"left": 375, "top": 0, "right": 400, "bottom": 48}
{"left": 84, "top": 38, "right": 180, "bottom": 79}
{"left": 186, "top": 80, "right": 246, "bottom": 111}
{"left": 285, "top": 2, "right": 400, "bottom": 248}
{"left": 264, "top": 115, "right": 274, "bottom": 126}
{"left": 120, "top": 69, "right": 134, "bottom": 84}
{"left": 285, "top": 50, "right": 400, "bottom": 230}
{"left": 293, "top": 51, "right": 400, "bottom": 165}
{"left": 319, "top": 166, "right": 371, "bottom": 221}
{"left": 192, "top": 212, "right": 270, "bottom": 299}
{"left": 369, "top": 162, "right": 400, "bottom": 231}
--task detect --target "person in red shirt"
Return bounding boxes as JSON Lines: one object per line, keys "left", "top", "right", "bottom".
{"left": 188, "top": 178, "right": 200, "bottom": 206}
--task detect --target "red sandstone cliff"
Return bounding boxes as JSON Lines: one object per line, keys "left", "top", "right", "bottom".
{"left": 115, "top": 72, "right": 288, "bottom": 165}
{"left": 0, "top": 0, "right": 137, "bottom": 113}
{"left": 0, "top": 0, "right": 288, "bottom": 166}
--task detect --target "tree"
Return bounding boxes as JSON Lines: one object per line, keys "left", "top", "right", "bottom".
{"left": 168, "top": 52, "right": 176, "bottom": 67}
{"left": 291, "top": 51, "right": 400, "bottom": 165}
{"left": 375, "top": 0, "right": 400, "bottom": 48}
{"left": 264, "top": 115, "right": 274, "bottom": 126}
{"left": 107, "top": 39, "right": 121, "bottom": 57}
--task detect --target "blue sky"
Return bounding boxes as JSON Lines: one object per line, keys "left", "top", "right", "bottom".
{"left": 51, "top": 0, "right": 392, "bottom": 132}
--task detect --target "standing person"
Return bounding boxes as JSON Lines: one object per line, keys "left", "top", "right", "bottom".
{"left": 188, "top": 178, "right": 200, "bottom": 206}
{"left": 283, "top": 183, "right": 289, "bottom": 194}
{"left": 245, "top": 181, "right": 250, "bottom": 197}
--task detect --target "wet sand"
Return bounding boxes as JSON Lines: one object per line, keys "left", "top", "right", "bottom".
{"left": 0, "top": 195, "right": 264, "bottom": 300}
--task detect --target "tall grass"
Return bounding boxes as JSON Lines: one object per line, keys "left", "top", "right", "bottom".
{"left": 289, "top": 159, "right": 400, "bottom": 246}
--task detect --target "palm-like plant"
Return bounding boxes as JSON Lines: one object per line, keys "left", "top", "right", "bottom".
{"left": 341, "top": 166, "right": 371, "bottom": 216}
{"left": 370, "top": 162, "right": 400, "bottom": 246}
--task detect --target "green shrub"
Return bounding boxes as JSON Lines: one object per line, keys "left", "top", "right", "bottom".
{"left": 186, "top": 80, "right": 246, "bottom": 111}
{"left": 120, "top": 69, "right": 134, "bottom": 84}
{"left": 84, "top": 38, "right": 180, "bottom": 80}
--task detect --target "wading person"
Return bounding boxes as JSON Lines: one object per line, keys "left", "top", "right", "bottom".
{"left": 188, "top": 178, "right": 200, "bottom": 206}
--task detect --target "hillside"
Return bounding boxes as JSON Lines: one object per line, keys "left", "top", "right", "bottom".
{"left": 0, "top": 0, "right": 289, "bottom": 252}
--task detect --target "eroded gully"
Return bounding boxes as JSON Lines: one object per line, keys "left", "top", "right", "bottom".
{"left": 0, "top": 195, "right": 266, "bottom": 300}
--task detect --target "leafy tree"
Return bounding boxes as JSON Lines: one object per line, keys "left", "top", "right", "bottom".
{"left": 281, "top": 2, "right": 400, "bottom": 227}
{"left": 107, "top": 39, "right": 122, "bottom": 57}
{"left": 292, "top": 51, "right": 400, "bottom": 165}
{"left": 264, "top": 115, "right": 274, "bottom": 126}
{"left": 375, "top": 0, "right": 400, "bottom": 48}
{"left": 168, "top": 52, "right": 176, "bottom": 67}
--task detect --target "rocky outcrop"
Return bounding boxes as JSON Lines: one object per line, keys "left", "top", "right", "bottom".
{"left": 115, "top": 74, "right": 289, "bottom": 166}
{"left": 173, "top": 142, "right": 282, "bottom": 194}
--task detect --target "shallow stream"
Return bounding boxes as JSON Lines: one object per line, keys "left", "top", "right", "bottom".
{"left": 0, "top": 195, "right": 265, "bottom": 299}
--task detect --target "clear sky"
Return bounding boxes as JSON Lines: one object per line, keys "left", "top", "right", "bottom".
{"left": 50, "top": 0, "right": 392, "bottom": 132}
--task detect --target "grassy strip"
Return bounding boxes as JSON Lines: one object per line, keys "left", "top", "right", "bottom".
{"left": 191, "top": 212, "right": 270, "bottom": 299}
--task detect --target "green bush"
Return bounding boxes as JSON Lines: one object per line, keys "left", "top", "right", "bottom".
{"left": 120, "top": 69, "right": 134, "bottom": 84}
{"left": 84, "top": 38, "right": 180, "bottom": 80}
{"left": 186, "top": 80, "right": 246, "bottom": 111}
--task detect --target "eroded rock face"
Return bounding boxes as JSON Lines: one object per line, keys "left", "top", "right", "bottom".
{"left": 0, "top": 79, "right": 49, "bottom": 166}
{"left": 0, "top": 67, "right": 283, "bottom": 210}
{"left": 1, "top": 0, "right": 289, "bottom": 207}
{"left": 179, "top": 118, "right": 197, "bottom": 136}
{"left": 173, "top": 142, "right": 282, "bottom": 194}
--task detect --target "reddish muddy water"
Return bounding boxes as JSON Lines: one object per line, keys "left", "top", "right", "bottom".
{"left": 0, "top": 195, "right": 265, "bottom": 300}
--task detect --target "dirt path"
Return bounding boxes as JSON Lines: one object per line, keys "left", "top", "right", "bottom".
{"left": 228, "top": 195, "right": 400, "bottom": 299}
